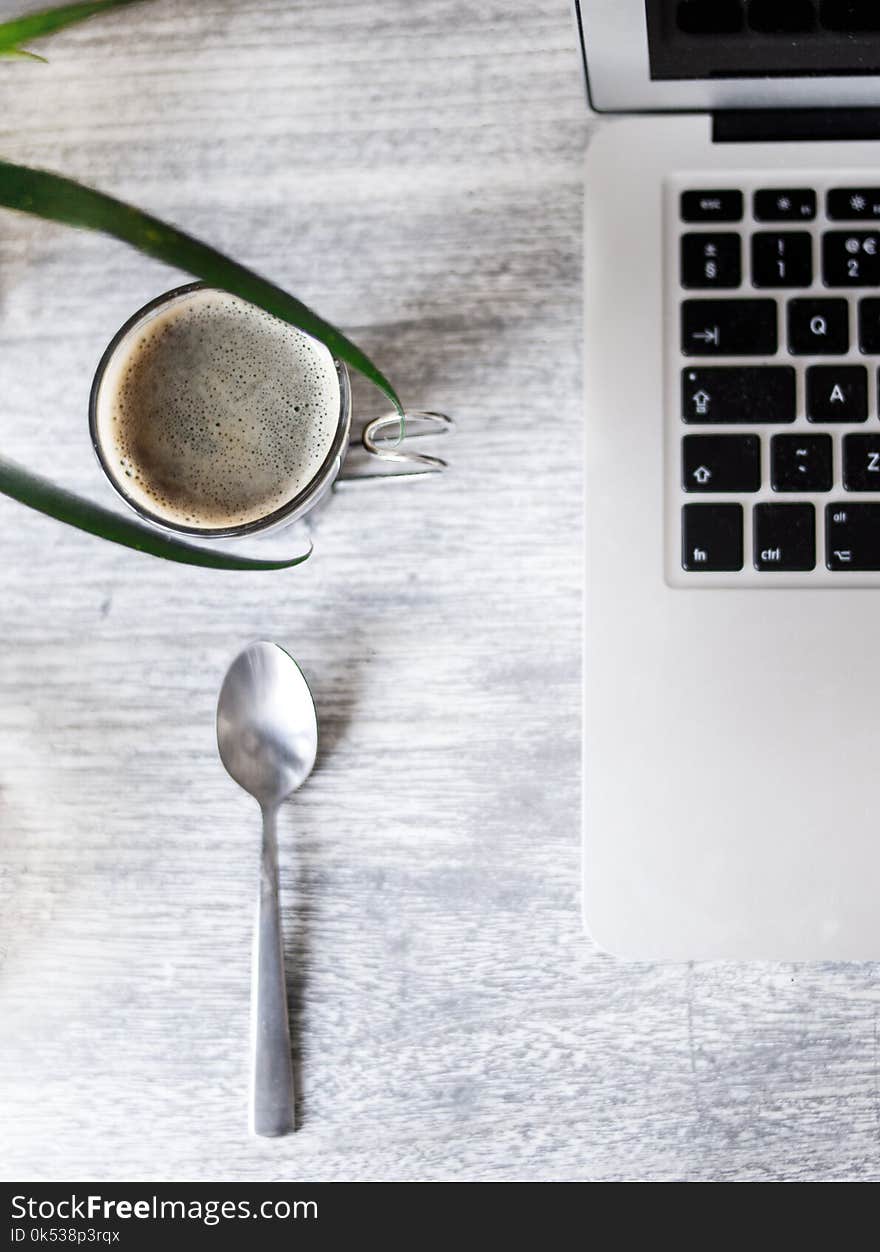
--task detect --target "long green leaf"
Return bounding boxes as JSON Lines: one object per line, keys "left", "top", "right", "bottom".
{"left": 0, "top": 457, "right": 310, "bottom": 570}
{"left": 0, "top": 161, "right": 402, "bottom": 415}
{"left": 0, "top": 1, "right": 144, "bottom": 56}
{"left": 0, "top": 46, "right": 47, "bottom": 60}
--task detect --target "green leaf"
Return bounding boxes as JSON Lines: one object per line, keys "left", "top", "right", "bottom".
{"left": 0, "top": 457, "right": 310, "bottom": 570}
{"left": 0, "top": 0, "right": 144, "bottom": 57}
{"left": 0, "top": 46, "right": 48, "bottom": 60}
{"left": 0, "top": 161, "right": 403, "bottom": 415}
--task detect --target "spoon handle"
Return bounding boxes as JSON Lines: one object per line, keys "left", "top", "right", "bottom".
{"left": 250, "top": 804, "right": 295, "bottom": 1136}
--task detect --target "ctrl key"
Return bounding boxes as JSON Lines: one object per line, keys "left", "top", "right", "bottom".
{"left": 754, "top": 504, "right": 815, "bottom": 572}
{"left": 826, "top": 504, "right": 880, "bottom": 571}
{"left": 682, "top": 504, "right": 743, "bottom": 572}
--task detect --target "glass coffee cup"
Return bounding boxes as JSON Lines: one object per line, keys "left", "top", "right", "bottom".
{"left": 89, "top": 282, "right": 451, "bottom": 539}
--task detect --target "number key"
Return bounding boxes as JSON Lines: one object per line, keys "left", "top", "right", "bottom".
{"left": 752, "top": 232, "right": 812, "bottom": 287}
{"left": 822, "top": 231, "right": 880, "bottom": 286}
{"left": 681, "top": 233, "right": 741, "bottom": 288}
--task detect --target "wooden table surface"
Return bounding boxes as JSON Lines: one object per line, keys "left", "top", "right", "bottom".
{"left": 0, "top": 0, "right": 877, "bottom": 1183}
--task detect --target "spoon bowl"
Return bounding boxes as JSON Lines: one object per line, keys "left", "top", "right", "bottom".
{"left": 217, "top": 641, "right": 318, "bottom": 808}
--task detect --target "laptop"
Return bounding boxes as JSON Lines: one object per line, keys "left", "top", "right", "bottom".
{"left": 576, "top": 0, "right": 880, "bottom": 959}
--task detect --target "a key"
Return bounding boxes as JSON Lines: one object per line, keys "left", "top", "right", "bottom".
{"left": 754, "top": 189, "right": 816, "bottom": 222}
{"left": 857, "top": 298, "right": 880, "bottom": 353}
{"left": 681, "top": 233, "right": 741, "bottom": 288}
{"left": 681, "top": 504, "right": 743, "bottom": 572}
{"left": 771, "top": 434, "right": 833, "bottom": 492}
{"left": 682, "top": 300, "right": 777, "bottom": 356}
{"left": 753, "top": 504, "right": 816, "bottom": 572}
{"left": 827, "top": 188, "right": 880, "bottom": 221}
{"left": 822, "top": 231, "right": 880, "bottom": 286}
{"left": 826, "top": 503, "right": 880, "bottom": 569}
{"left": 681, "top": 366, "right": 795, "bottom": 424}
{"left": 752, "top": 232, "right": 813, "bottom": 287}
{"left": 787, "top": 298, "right": 849, "bottom": 354}
{"left": 843, "top": 435, "right": 880, "bottom": 491}
{"left": 680, "top": 190, "right": 743, "bottom": 223}
{"left": 806, "top": 365, "right": 868, "bottom": 422}
{"left": 682, "top": 434, "right": 760, "bottom": 492}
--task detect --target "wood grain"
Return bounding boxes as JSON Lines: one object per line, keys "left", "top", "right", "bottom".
{"left": 0, "top": 0, "right": 877, "bottom": 1182}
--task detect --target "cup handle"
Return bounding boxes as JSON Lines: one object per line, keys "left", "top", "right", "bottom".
{"left": 337, "top": 411, "right": 454, "bottom": 482}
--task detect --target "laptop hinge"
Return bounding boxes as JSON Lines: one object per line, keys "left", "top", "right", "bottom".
{"left": 714, "top": 108, "right": 880, "bottom": 144}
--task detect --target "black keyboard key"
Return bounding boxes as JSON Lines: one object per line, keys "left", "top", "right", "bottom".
{"left": 771, "top": 434, "right": 833, "bottom": 492}
{"left": 682, "top": 504, "right": 743, "bottom": 571}
{"left": 682, "top": 366, "right": 795, "bottom": 424}
{"left": 827, "top": 188, "right": 880, "bottom": 221}
{"left": 826, "top": 503, "right": 880, "bottom": 569}
{"left": 682, "top": 299, "right": 777, "bottom": 356}
{"left": 822, "top": 231, "right": 880, "bottom": 286}
{"left": 806, "top": 365, "right": 868, "bottom": 422}
{"left": 750, "top": 2, "right": 813, "bottom": 31}
{"left": 821, "top": 4, "right": 880, "bottom": 32}
{"left": 681, "top": 190, "right": 743, "bottom": 223}
{"left": 752, "top": 232, "right": 812, "bottom": 287}
{"left": 681, "top": 233, "right": 741, "bottom": 288}
{"left": 787, "top": 298, "right": 849, "bottom": 354}
{"left": 843, "top": 434, "right": 880, "bottom": 491}
{"left": 682, "top": 434, "right": 760, "bottom": 492}
{"left": 858, "top": 298, "right": 880, "bottom": 353}
{"left": 754, "top": 504, "right": 816, "bottom": 572}
{"left": 754, "top": 189, "right": 816, "bottom": 222}
{"left": 678, "top": 1, "right": 742, "bottom": 32}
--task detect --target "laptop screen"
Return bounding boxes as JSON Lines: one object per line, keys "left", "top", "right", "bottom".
{"left": 579, "top": 0, "right": 880, "bottom": 111}
{"left": 646, "top": 1, "right": 880, "bottom": 81}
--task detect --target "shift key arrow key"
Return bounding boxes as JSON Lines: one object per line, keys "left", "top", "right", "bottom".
{"left": 682, "top": 366, "right": 796, "bottom": 424}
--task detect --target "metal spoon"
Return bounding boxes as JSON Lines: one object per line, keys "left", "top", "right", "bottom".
{"left": 216, "top": 641, "right": 318, "bottom": 1137}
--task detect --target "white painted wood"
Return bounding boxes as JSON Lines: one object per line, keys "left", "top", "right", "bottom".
{"left": 0, "top": 0, "right": 876, "bottom": 1181}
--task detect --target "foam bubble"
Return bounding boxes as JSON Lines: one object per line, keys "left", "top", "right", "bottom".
{"left": 95, "top": 288, "right": 341, "bottom": 529}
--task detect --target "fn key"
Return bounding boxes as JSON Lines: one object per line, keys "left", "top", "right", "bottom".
{"left": 682, "top": 504, "right": 743, "bottom": 571}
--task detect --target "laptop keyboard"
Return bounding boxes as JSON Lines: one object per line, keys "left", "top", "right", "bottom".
{"left": 672, "top": 178, "right": 880, "bottom": 585}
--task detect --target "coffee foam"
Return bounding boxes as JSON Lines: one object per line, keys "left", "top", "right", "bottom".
{"left": 95, "top": 288, "right": 341, "bottom": 530}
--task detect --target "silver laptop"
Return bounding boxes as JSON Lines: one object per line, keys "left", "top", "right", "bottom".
{"left": 577, "top": 0, "right": 880, "bottom": 959}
